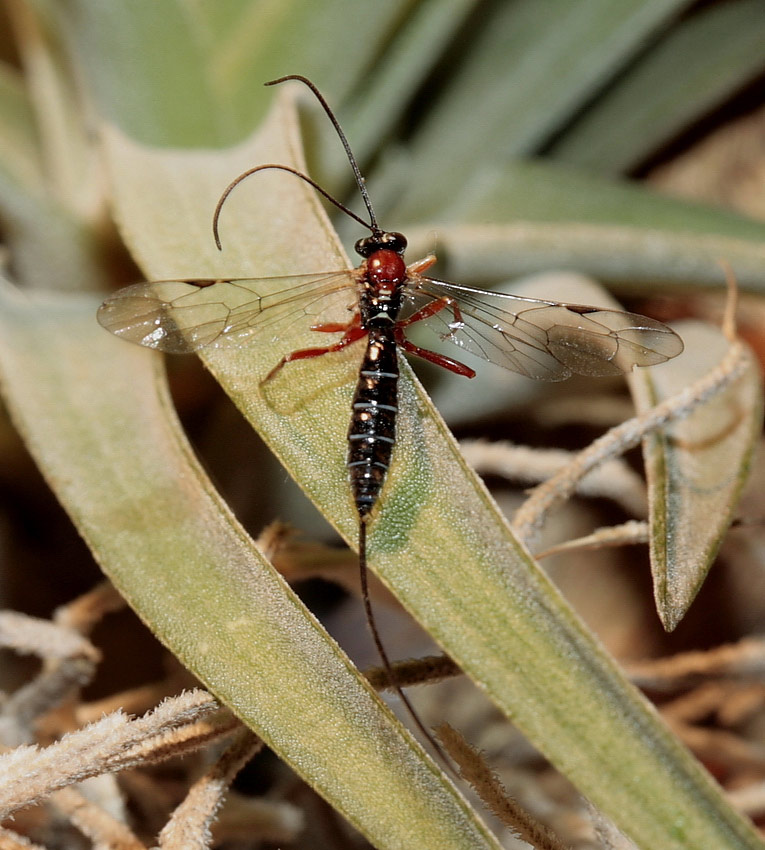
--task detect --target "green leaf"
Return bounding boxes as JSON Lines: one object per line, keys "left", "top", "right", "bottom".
{"left": 0, "top": 62, "right": 44, "bottom": 193}
{"left": 55, "top": 0, "right": 416, "bottom": 147}
{"left": 549, "top": 0, "right": 765, "bottom": 173}
{"left": 93, "top": 86, "right": 765, "bottom": 850}
{"left": 404, "top": 221, "right": 765, "bottom": 295}
{"left": 631, "top": 322, "right": 763, "bottom": 630}
{"left": 404, "top": 157, "right": 765, "bottom": 244}
{"left": 0, "top": 9, "right": 103, "bottom": 293}
{"left": 368, "top": 0, "right": 692, "bottom": 221}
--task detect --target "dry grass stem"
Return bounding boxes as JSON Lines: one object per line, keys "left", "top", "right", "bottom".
{"left": 0, "top": 690, "right": 220, "bottom": 820}
{"left": 118, "top": 713, "right": 242, "bottom": 771}
{"left": 157, "top": 727, "right": 262, "bottom": 849}
{"left": 0, "top": 825, "right": 49, "bottom": 849}
{"left": 727, "top": 781, "right": 765, "bottom": 819}
{"left": 365, "top": 653, "right": 461, "bottom": 691}
{"left": 0, "top": 611, "right": 100, "bottom": 745}
{"left": 625, "top": 637, "right": 765, "bottom": 690}
{"left": 460, "top": 439, "right": 647, "bottom": 518}
{"left": 51, "top": 786, "right": 143, "bottom": 850}
{"left": 211, "top": 794, "right": 304, "bottom": 845}
{"left": 257, "top": 521, "right": 360, "bottom": 594}
{"left": 511, "top": 339, "right": 749, "bottom": 545}
{"left": 661, "top": 681, "right": 739, "bottom": 724}
{"left": 670, "top": 723, "right": 765, "bottom": 773}
{"left": 435, "top": 723, "right": 571, "bottom": 850}
{"left": 534, "top": 520, "right": 649, "bottom": 559}
{"left": 76, "top": 681, "right": 187, "bottom": 727}
{"left": 53, "top": 581, "right": 126, "bottom": 635}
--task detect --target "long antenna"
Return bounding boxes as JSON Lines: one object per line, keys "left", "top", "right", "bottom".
{"left": 265, "top": 74, "right": 381, "bottom": 235}
{"left": 213, "top": 164, "right": 373, "bottom": 251}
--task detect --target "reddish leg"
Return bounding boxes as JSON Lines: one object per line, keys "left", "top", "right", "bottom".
{"left": 263, "top": 313, "right": 366, "bottom": 383}
{"left": 407, "top": 254, "right": 437, "bottom": 275}
{"left": 395, "top": 295, "right": 475, "bottom": 377}
{"left": 395, "top": 327, "right": 475, "bottom": 378}
{"left": 310, "top": 317, "right": 358, "bottom": 333}
{"left": 397, "top": 295, "right": 466, "bottom": 331}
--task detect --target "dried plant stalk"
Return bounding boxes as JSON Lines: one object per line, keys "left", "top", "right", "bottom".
{"left": 0, "top": 690, "right": 221, "bottom": 820}
{"left": 157, "top": 727, "right": 262, "bottom": 849}
{"left": 435, "top": 723, "right": 571, "bottom": 850}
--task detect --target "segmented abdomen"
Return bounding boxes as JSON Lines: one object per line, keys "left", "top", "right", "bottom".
{"left": 347, "top": 328, "right": 399, "bottom": 517}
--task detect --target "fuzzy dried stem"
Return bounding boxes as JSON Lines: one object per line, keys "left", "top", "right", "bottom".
{"left": 0, "top": 611, "right": 100, "bottom": 745}
{"left": 511, "top": 340, "right": 749, "bottom": 545}
{"left": 435, "top": 723, "right": 572, "bottom": 850}
{"left": 0, "top": 690, "right": 219, "bottom": 819}
{"left": 52, "top": 786, "right": 144, "bottom": 850}
{"left": 157, "top": 727, "right": 262, "bottom": 849}
{"left": 461, "top": 439, "right": 647, "bottom": 518}
{"left": 365, "top": 654, "right": 461, "bottom": 691}
{"left": 670, "top": 722, "right": 765, "bottom": 772}
{"left": 53, "top": 581, "right": 126, "bottom": 635}
{"left": 534, "top": 520, "right": 649, "bottom": 559}
{"left": 625, "top": 637, "right": 765, "bottom": 690}
{"left": 727, "top": 781, "right": 765, "bottom": 819}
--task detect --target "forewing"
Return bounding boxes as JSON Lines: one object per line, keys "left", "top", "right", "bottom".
{"left": 97, "top": 271, "right": 357, "bottom": 353}
{"left": 404, "top": 277, "right": 684, "bottom": 381}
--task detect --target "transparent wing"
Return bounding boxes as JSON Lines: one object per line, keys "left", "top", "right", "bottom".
{"left": 403, "top": 276, "right": 684, "bottom": 381}
{"left": 97, "top": 271, "right": 358, "bottom": 353}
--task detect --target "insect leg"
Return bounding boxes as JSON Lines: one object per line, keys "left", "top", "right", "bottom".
{"left": 395, "top": 297, "right": 475, "bottom": 377}
{"left": 263, "top": 318, "right": 367, "bottom": 383}
{"left": 406, "top": 254, "right": 437, "bottom": 275}
{"left": 394, "top": 326, "right": 475, "bottom": 378}
{"left": 310, "top": 313, "right": 362, "bottom": 334}
{"left": 398, "top": 295, "right": 466, "bottom": 331}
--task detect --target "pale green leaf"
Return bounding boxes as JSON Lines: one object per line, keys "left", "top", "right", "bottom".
{"left": 402, "top": 158, "right": 765, "bottom": 244}
{"left": 631, "top": 322, "right": 763, "bottom": 630}
{"left": 369, "top": 0, "right": 692, "bottom": 220}
{"left": 0, "top": 62, "right": 44, "bottom": 193}
{"left": 55, "top": 0, "right": 416, "bottom": 147}
{"left": 404, "top": 222, "right": 765, "bottom": 295}
{"left": 0, "top": 9, "right": 103, "bottom": 293}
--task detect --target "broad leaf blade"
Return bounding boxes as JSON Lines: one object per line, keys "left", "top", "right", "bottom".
{"left": 370, "top": 0, "right": 692, "bottom": 221}
{"left": 56, "top": 0, "right": 415, "bottom": 147}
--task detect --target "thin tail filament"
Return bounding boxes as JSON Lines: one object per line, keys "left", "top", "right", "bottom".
{"left": 358, "top": 518, "right": 455, "bottom": 773}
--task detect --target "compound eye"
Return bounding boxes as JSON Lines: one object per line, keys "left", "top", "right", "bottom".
{"left": 355, "top": 237, "right": 373, "bottom": 257}
{"left": 385, "top": 231, "right": 408, "bottom": 253}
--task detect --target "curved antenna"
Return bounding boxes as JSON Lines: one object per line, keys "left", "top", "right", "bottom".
{"left": 212, "top": 164, "right": 374, "bottom": 251}
{"left": 266, "top": 74, "right": 380, "bottom": 234}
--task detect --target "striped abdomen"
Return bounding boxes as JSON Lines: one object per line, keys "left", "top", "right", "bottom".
{"left": 347, "top": 327, "right": 399, "bottom": 517}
